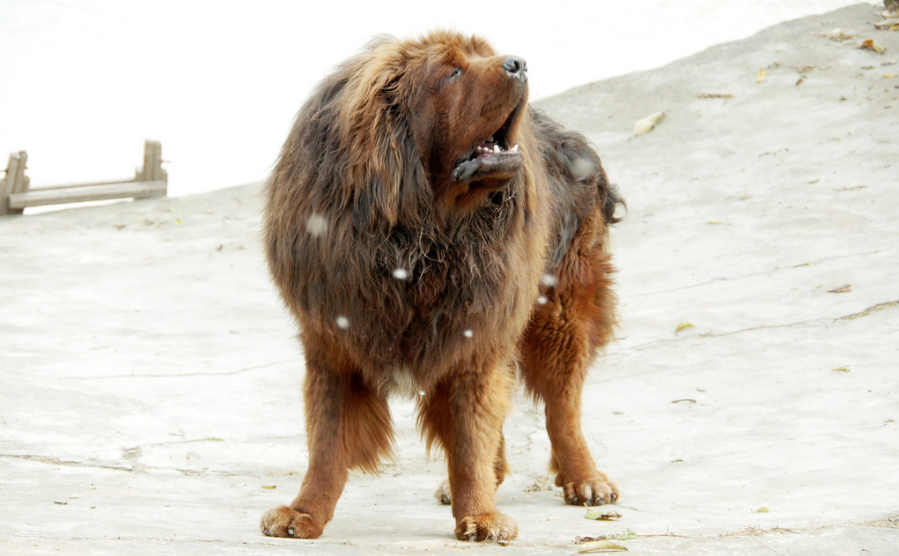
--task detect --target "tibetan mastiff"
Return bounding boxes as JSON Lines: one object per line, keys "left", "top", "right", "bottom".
{"left": 261, "top": 31, "right": 623, "bottom": 542}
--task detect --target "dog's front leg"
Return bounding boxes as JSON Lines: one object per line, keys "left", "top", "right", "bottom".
{"left": 261, "top": 341, "right": 392, "bottom": 539}
{"left": 420, "top": 364, "right": 517, "bottom": 542}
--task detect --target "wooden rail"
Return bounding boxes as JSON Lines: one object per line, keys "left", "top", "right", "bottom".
{"left": 1, "top": 140, "right": 167, "bottom": 216}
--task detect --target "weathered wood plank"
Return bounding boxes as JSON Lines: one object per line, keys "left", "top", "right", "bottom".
{"left": 28, "top": 177, "right": 136, "bottom": 191}
{"left": 8, "top": 180, "right": 167, "bottom": 209}
{"left": 1, "top": 152, "right": 24, "bottom": 216}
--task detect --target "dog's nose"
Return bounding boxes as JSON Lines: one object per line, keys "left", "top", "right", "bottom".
{"left": 502, "top": 56, "right": 527, "bottom": 78}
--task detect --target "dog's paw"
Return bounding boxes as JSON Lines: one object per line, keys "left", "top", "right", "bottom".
{"left": 260, "top": 505, "right": 324, "bottom": 539}
{"left": 434, "top": 480, "right": 452, "bottom": 505}
{"left": 455, "top": 513, "right": 518, "bottom": 542}
{"left": 561, "top": 476, "right": 620, "bottom": 506}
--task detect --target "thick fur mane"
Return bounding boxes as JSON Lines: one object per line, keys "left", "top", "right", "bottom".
{"left": 265, "top": 33, "right": 550, "bottom": 388}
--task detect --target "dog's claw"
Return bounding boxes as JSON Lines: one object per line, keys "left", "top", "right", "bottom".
{"left": 455, "top": 513, "right": 518, "bottom": 542}
{"left": 260, "top": 506, "right": 323, "bottom": 539}
{"left": 561, "top": 476, "right": 620, "bottom": 507}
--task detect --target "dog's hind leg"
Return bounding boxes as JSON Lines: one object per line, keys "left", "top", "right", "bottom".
{"left": 261, "top": 340, "right": 393, "bottom": 539}
{"left": 519, "top": 226, "right": 620, "bottom": 507}
{"left": 419, "top": 363, "right": 518, "bottom": 541}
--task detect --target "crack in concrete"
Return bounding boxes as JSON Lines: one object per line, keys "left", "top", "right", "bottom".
{"left": 836, "top": 300, "right": 899, "bottom": 322}
{"left": 56, "top": 358, "right": 295, "bottom": 381}
{"left": 0, "top": 453, "right": 238, "bottom": 477}
{"left": 631, "top": 246, "right": 895, "bottom": 298}
{"left": 0, "top": 454, "right": 135, "bottom": 473}
{"left": 625, "top": 299, "right": 899, "bottom": 351}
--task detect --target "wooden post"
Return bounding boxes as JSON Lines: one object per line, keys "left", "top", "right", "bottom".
{"left": 136, "top": 140, "right": 167, "bottom": 196}
{"left": 1, "top": 151, "right": 28, "bottom": 216}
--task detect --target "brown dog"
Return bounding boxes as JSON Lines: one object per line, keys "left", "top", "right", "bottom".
{"left": 260, "top": 31, "right": 623, "bottom": 542}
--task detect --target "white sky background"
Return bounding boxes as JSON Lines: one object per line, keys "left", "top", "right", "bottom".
{"left": 0, "top": 0, "right": 876, "bottom": 196}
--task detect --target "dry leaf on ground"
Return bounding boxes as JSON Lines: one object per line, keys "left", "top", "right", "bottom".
{"left": 757, "top": 67, "right": 767, "bottom": 82}
{"left": 825, "top": 28, "right": 856, "bottom": 41}
{"left": 828, "top": 284, "right": 852, "bottom": 293}
{"left": 860, "top": 39, "right": 887, "bottom": 54}
{"left": 584, "top": 508, "right": 622, "bottom": 521}
{"left": 578, "top": 540, "right": 629, "bottom": 553}
{"left": 634, "top": 111, "right": 666, "bottom": 136}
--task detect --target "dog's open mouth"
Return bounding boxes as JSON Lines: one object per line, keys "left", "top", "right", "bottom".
{"left": 451, "top": 102, "right": 525, "bottom": 184}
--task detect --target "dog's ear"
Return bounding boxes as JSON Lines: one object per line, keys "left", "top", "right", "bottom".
{"left": 338, "top": 45, "right": 429, "bottom": 229}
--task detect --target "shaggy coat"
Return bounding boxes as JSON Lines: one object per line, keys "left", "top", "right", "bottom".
{"left": 261, "top": 31, "right": 623, "bottom": 542}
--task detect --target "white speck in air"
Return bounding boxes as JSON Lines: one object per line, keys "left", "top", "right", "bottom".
{"left": 305, "top": 214, "right": 328, "bottom": 237}
{"left": 463, "top": 329, "right": 474, "bottom": 338}
{"left": 571, "top": 156, "right": 594, "bottom": 181}
{"left": 540, "top": 274, "right": 558, "bottom": 287}
{"left": 392, "top": 268, "right": 409, "bottom": 280}
{"left": 336, "top": 315, "right": 350, "bottom": 329}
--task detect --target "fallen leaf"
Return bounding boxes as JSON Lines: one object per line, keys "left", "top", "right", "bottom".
{"left": 860, "top": 39, "right": 887, "bottom": 54}
{"left": 261, "top": 485, "right": 277, "bottom": 489}
{"left": 757, "top": 507, "right": 770, "bottom": 513}
{"left": 825, "top": 28, "right": 856, "bottom": 41}
{"left": 675, "top": 322, "right": 694, "bottom": 334}
{"left": 757, "top": 67, "right": 766, "bottom": 82}
{"left": 524, "top": 476, "right": 555, "bottom": 493}
{"left": 828, "top": 284, "right": 852, "bottom": 294}
{"left": 884, "top": 73, "right": 898, "bottom": 78}
{"left": 578, "top": 540, "right": 629, "bottom": 553}
{"left": 697, "top": 93, "right": 734, "bottom": 99}
{"left": 833, "top": 366, "right": 851, "bottom": 372}
{"left": 796, "top": 75, "right": 807, "bottom": 86}
{"left": 671, "top": 399, "right": 697, "bottom": 404}
{"left": 634, "top": 111, "right": 666, "bottom": 136}
{"left": 585, "top": 508, "right": 623, "bottom": 521}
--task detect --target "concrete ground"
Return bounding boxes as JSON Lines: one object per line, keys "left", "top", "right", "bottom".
{"left": 2, "top": 4, "right": 897, "bottom": 555}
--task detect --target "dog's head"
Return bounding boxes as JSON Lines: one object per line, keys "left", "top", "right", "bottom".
{"left": 402, "top": 34, "right": 529, "bottom": 197}
{"left": 313, "top": 32, "right": 534, "bottom": 222}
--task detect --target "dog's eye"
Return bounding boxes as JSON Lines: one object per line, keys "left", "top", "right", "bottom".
{"left": 441, "top": 67, "right": 463, "bottom": 87}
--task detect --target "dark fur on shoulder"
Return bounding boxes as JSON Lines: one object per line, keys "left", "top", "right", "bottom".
{"left": 261, "top": 31, "right": 624, "bottom": 542}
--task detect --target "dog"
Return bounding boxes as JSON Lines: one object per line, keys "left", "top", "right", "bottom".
{"left": 260, "top": 31, "right": 623, "bottom": 542}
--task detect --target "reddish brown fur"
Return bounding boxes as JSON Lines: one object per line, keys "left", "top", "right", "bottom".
{"left": 260, "top": 31, "right": 624, "bottom": 542}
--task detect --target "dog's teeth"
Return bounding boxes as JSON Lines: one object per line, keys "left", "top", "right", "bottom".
{"left": 511, "top": 144, "right": 519, "bottom": 152}
{"left": 487, "top": 136, "right": 494, "bottom": 142}
{"left": 493, "top": 145, "right": 501, "bottom": 153}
